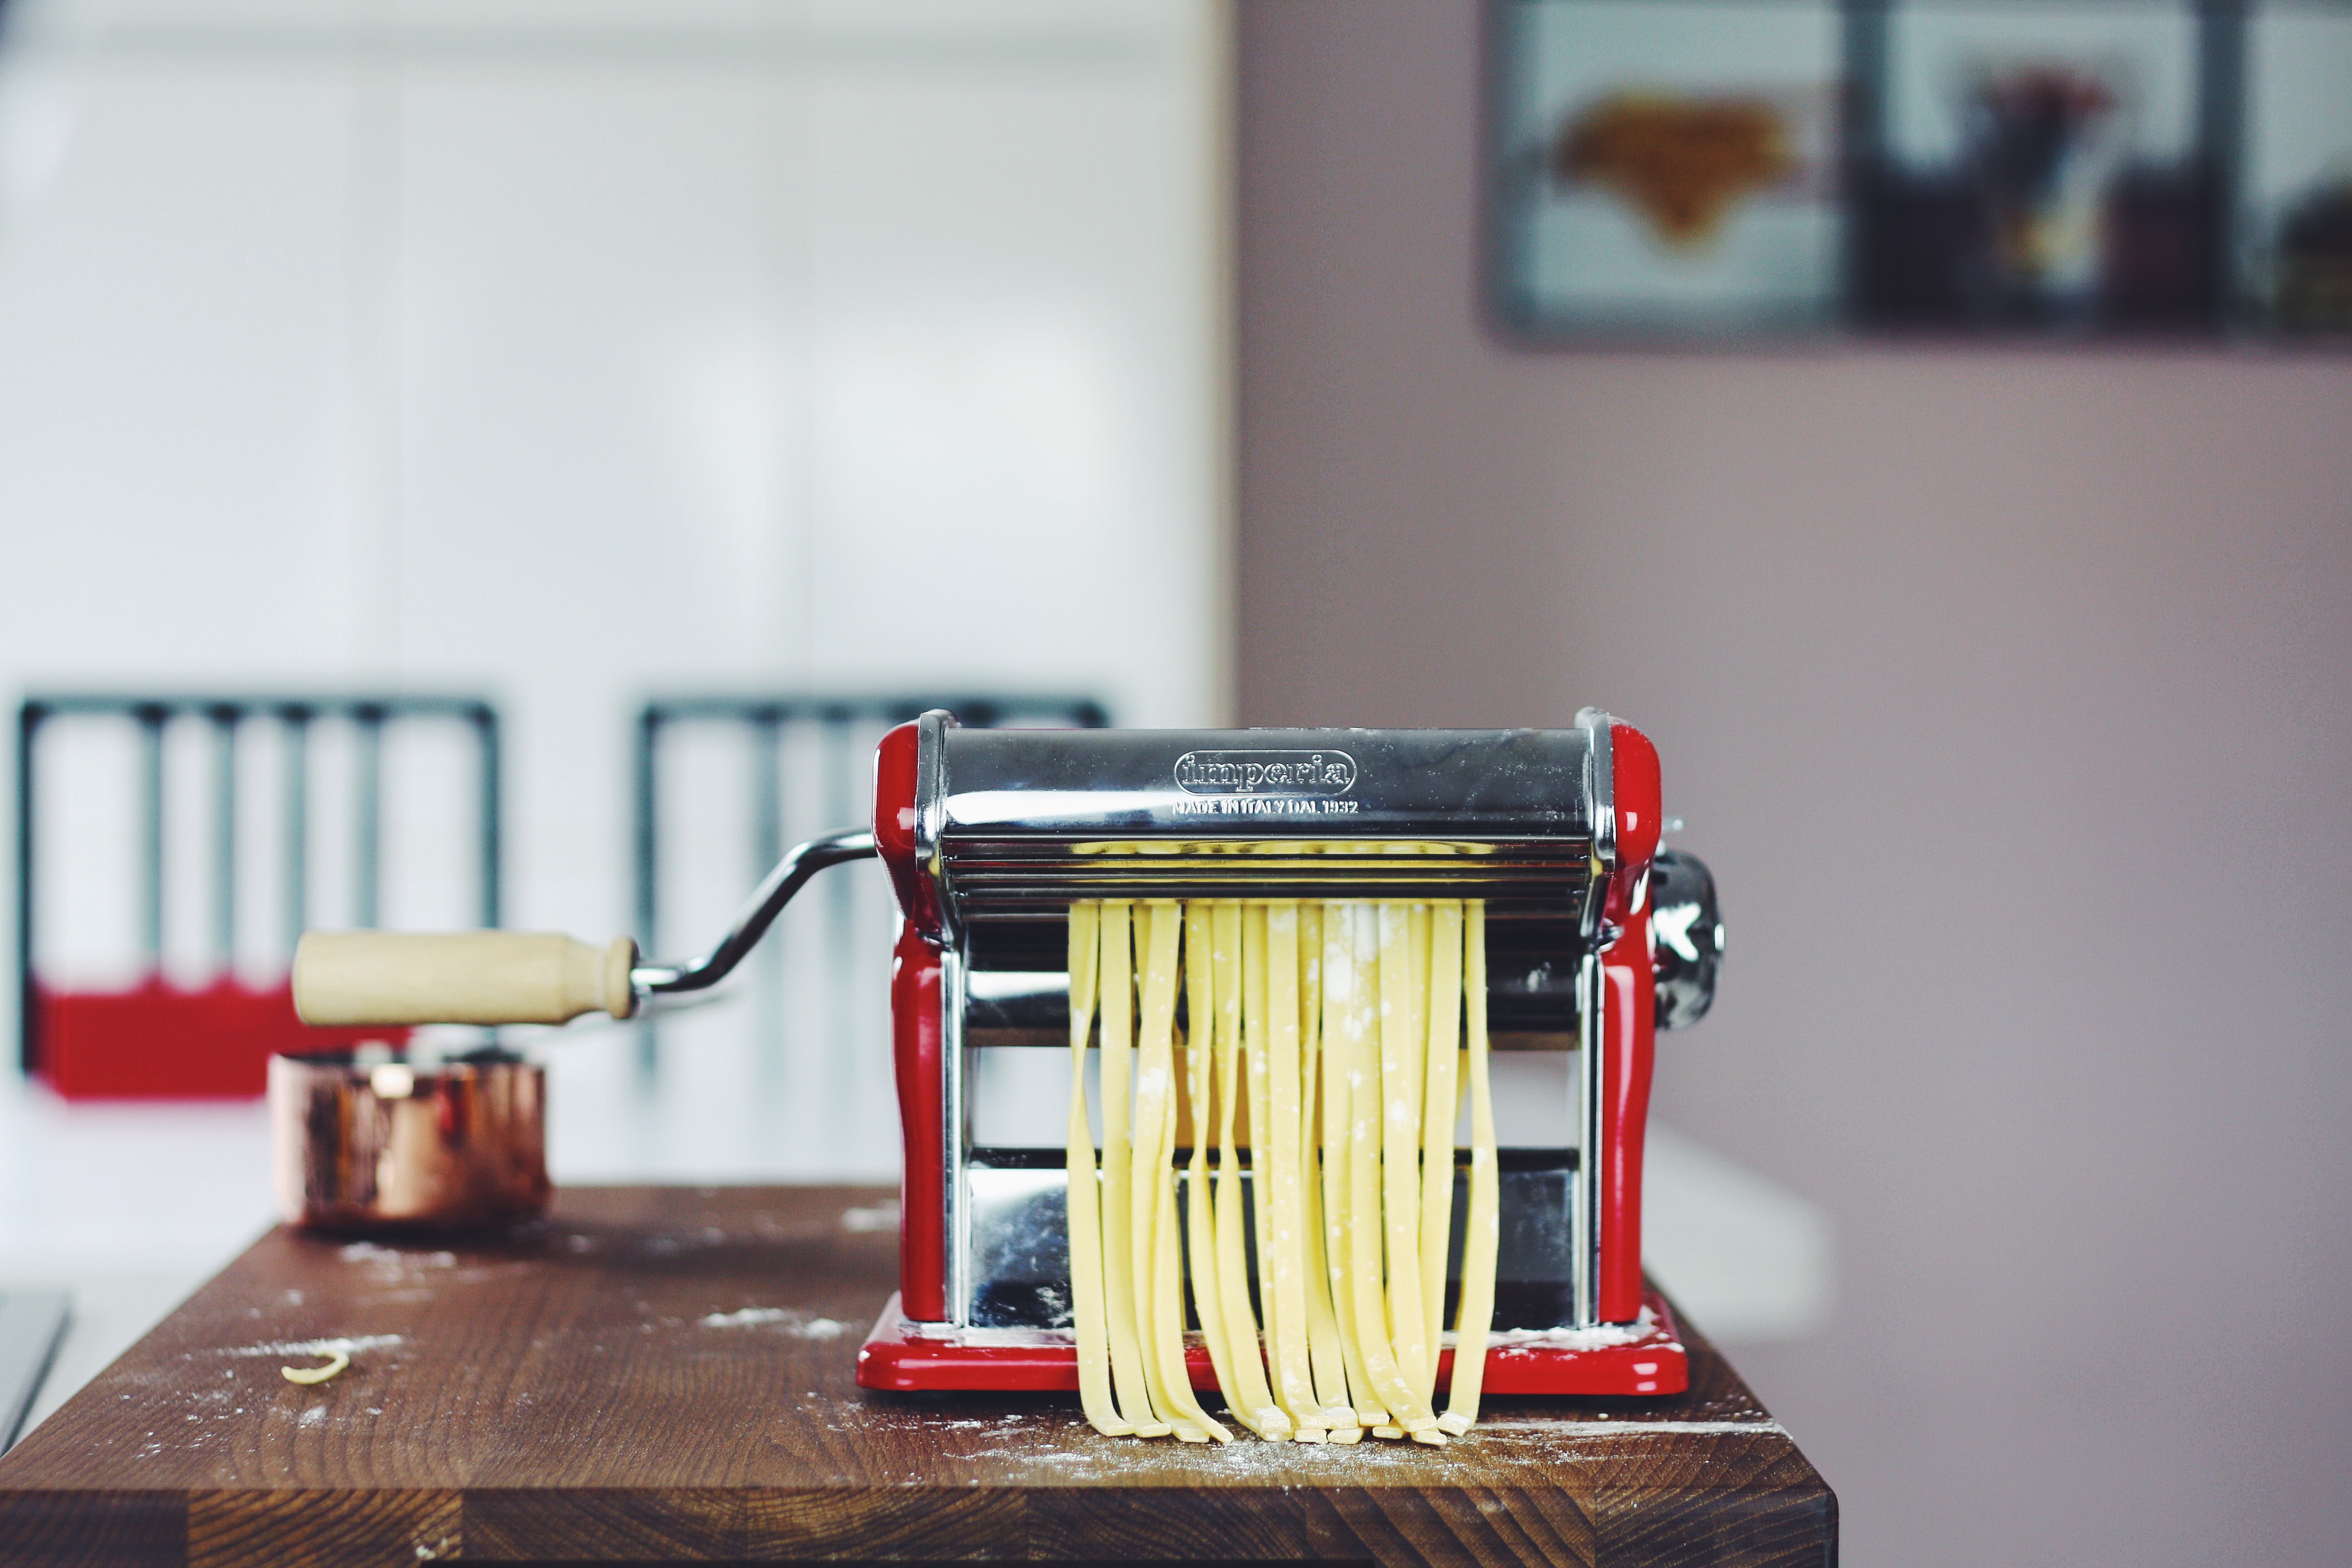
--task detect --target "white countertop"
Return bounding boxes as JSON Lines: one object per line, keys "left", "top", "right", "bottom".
{"left": 0, "top": 1081, "right": 277, "bottom": 1438}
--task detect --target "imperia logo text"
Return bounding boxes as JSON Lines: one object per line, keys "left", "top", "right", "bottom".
{"left": 1172, "top": 749, "right": 1357, "bottom": 797}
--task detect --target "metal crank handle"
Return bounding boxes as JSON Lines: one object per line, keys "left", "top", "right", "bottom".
{"left": 291, "top": 826, "right": 876, "bottom": 1028}
{"left": 629, "top": 825, "right": 875, "bottom": 998}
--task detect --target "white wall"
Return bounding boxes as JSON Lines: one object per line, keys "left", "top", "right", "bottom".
{"left": 0, "top": 0, "right": 1228, "bottom": 1172}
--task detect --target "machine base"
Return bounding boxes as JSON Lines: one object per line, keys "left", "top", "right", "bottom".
{"left": 854, "top": 1289, "right": 1688, "bottom": 1397}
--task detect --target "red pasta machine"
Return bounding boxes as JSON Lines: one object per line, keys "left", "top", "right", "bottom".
{"left": 851, "top": 709, "right": 1720, "bottom": 1396}
{"left": 292, "top": 710, "right": 1721, "bottom": 1398}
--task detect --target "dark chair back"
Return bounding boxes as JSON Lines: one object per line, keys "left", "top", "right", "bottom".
{"left": 631, "top": 693, "right": 1106, "bottom": 1075}
{"left": 17, "top": 694, "right": 502, "bottom": 1096}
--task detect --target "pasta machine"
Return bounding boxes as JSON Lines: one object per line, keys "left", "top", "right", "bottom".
{"left": 857, "top": 709, "right": 1719, "bottom": 1397}
{"left": 292, "top": 709, "right": 1722, "bottom": 1398}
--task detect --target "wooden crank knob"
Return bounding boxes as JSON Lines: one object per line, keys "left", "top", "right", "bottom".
{"left": 292, "top": 931, "right": 639, "bottom": 1027}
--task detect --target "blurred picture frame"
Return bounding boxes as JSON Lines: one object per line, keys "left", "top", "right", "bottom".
{"left": 1486, "top": 0, "right": 2352, "bottom": 341}
{"left": 1850, "top": 0, "right": 2222, "bottom": 332}
{"left": 1488, "top": 0, "right": 1847, "bottom": 337}
{"left": 2245, "top": 1, "right": 2352, "bottom": 334}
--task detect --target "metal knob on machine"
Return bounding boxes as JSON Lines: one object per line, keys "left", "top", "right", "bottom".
{"left": 1649, "top": 847, "right": 1722, "bottom": 1030}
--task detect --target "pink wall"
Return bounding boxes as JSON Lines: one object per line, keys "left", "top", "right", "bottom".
{"left": 1237, "top": 6, "right": 2352, "bottom": 1563}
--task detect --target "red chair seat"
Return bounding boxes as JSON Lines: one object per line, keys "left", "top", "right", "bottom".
{"left": 37, "top": 979, "right": 410, "bottom": 1100}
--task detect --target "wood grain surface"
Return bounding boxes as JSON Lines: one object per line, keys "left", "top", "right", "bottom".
{"left": 0, "top": 1186, "right": 1834, "bottom": 1566}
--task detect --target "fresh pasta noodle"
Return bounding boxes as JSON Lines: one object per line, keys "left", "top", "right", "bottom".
{"left": 1352, "top": 903, "right": 1434, "bottom": 1439}
{"left": 1261, "top": 905, "right": 1322, "bottom": 1440}
{"left": 1440, "top": 901, "right": 1499, "bottom": 1436}
{"left": 1179, "top": 904, "right": 1244, "bottom": 1419}
{"left": 1125, "top": 903, "right": 1178, "bottom": 1431}
{"left": 1092, "top": 902, "right": 1173, "bottom": 1438}
{"left": 1417, "top": 901, "right": 1463, "bottom": 1411}
{"left": 1376, "top": 905, "right": 1434, "bottom": 1421}
{"left": 1065, "top": 895, "right": 1496, "bottom": 1445}
{"left": 1063, "top": 904, "right": 1130, "bottom": 1436}
{"left": 1209, "top": 904, "right": 1288, "bottom": 1439}
{"left": 1134, "top": 903, "right": 1228, "bottom": 1443}
{"left": 1321, "top": 911, "right": 1387, "bottom": 1431}
{"left": 1239, "top": 905, "right": 1278, "bottom": 1411}
{"left": 1294, "top": 905, "right": 1359, "bottom": 1438}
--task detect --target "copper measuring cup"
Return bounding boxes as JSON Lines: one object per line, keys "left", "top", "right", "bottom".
{"left": 269, "top": 1043, "right": 549, "bottom": 1234}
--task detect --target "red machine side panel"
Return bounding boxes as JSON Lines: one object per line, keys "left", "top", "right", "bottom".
{"left": 1609, "top": 721, "right": 1662, "bottom": 869}
{"left": 873, "top": 721, "right": 941, "bottom": 939}
{"left": 1597, "top": 905, "right": 1656, "bottom": 1324}
{"left": 891, "top": 922, "right": 947, "bottom": 1322}
{"left": 1597, "top": 720, "right": 1662, "bottom": 1325}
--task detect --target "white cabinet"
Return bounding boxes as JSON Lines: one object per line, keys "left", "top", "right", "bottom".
{"left": 0, "top": 0, "right": 1226, "bottom": 1173}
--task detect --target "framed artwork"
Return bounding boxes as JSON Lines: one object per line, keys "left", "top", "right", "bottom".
{"left": 1489, "top": 0, "right": 1845, "bottom": 336}
{"left": 1853, "top": 0, "right": 2219, "bottom": 331}
{"left": 1487, "top": 0, "right": 2352, "bottom": 341}
{"left": 2245, "top": 2, "right": 2352, "bottom": 332}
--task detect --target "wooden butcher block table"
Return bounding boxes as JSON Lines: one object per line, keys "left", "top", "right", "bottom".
{"left": 0, "top": 1186, "right": 1834, "bottom": 1567}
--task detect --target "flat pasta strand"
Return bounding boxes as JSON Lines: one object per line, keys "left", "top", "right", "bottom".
{"left": 1321, "top": 905, "right": 1386, "bottom": 1428}
{"left": 1376, "top": 905, "right": 1435, "bottom": 1421}
{"left": 1095, "top": 902, "right": 1173, "bottom": 1437}
{"left": 1063, "top": 904, "right": 1131, "bottom": 1435}
{"left": 1210, "top": 902, "right": 1289, "bottom": 1439}
{"left": 1181, "top": 903, "right": 1247, "bottom": 1427}
{"left": 1240, "top": 903, "right": 1278, "bottom": 1382}
{"left": 1261, "top": 903, "right": 1322, "bottom": 1439}
{"left": 1440, "top": 901, "right": 1499, "bottom": 1436}
{"left": 1294, "top": 905, "right": 1358, "bottom": 1435}
{"left": 1134, "top": 903, "right": 1222, "bottom": 1442}
{"left": 1348, "top": 905, "right": 1433, "bottom": 1431}
{"left": 1417, "top": 902, "right": 1464, "bottom": 1409}
{"left": 1152, "top": 1065, "right": 1231, "bottom": 1444}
